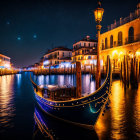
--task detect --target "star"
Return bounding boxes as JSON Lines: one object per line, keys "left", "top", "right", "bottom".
{"left": 17, "top": 36, "right": 21, "bottom": 41}
{"left": 6, "top": 21, "right": 10, "bottom": 25}
{"left": 33, "top": 34, "right": 37, "bottom": 39}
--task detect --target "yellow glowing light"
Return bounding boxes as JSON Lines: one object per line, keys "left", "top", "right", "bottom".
{"left": 94, "top": 7, "right": 104, "bottom": 23}
{"left": 129, "top": 53, "right": 134, "bottom": 58}
{"left": 136, "top": 51, "right": 140, "bottom": 56}
{"left": 112, "top": 50, "right": 118, "bottom": 59}
{"left": 119, "top": 51, "right": 124, "bottom": 56}
{"left": 85, "top": 61, "right": 87, "bottom": 64}
{"left": 112, "top": 50, "right": 118, "bottom": 56}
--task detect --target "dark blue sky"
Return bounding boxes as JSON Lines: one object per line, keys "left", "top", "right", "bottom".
{"left": 0, "top": 0, "right": 138, "bottom": 67}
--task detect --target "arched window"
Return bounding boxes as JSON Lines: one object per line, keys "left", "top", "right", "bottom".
{"left": 102, "top": 40, "right": 104, "bottom": 50}
{"left": 118, "top": 32, "right": 123, "bottom": 46}
{"left": 110, "top": 35, "right": 113, "bottom": 48}
{"left": 105, "top": 38, "right": 108, "bottom": 49}
{"left": 128, "top": 27, "right": 134, "bottom": 43}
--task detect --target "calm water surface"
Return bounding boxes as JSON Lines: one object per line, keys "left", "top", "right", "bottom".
{"left": 0, "top": 72, "right": 140, "bottom": 140}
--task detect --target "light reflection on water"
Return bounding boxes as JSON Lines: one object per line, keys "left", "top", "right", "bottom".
{"left": 0, "top": 73, "right": 139, "bottom": 139}
{"left": 134, "top": 83, "right": 140, "bottom": 138}
{"left": 16, "top": 74, "right": 22, "bottom": 87}
{"left": 33, "top": 74, "right": 140, "bottom": 139}
{"left": 110, "top": 80, "right": 126, "bottom": 140}
{"left": 0, "top": 75, "right": 15, "bottom": 133}
{"left": 95, "top": 80, "right": 140, "bottom": 140}
{"left": 34, "top": 74, "right": 100, "bottom": 95}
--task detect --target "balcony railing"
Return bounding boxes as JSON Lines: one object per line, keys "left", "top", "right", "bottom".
{"left": 125, "top": 34, "right": 140, "bottom": 45}
{"left": 73, "top": 46, "right": 96, "bottom": 51}
{"left": 107, "top": 9, "right": 140, "bottom": 31}
{"left": 102, "top": 34, "right": 140, "bottom": 50}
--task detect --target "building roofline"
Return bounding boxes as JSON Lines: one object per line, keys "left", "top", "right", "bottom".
{"left": 73, "top": 40, "right": 97, "bottom": 46}
{"left": 101, "top": 17, "right": 140, "bottom": 36}
{"left": 0, "top": 54, "right": 11, "bottom": 59}
{"left": 44, "top": 47, "right": 72, "bottom": 55}
{"left": 106, "top": 4, "right": 140, "bottom": 32}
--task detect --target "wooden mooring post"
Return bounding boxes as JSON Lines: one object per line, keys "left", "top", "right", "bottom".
{"left": 76, "top": 62, "right": 82, "bottom": 98}
{"left": 123, "top": 56, "right": 126, "bottom": 85}
{"left": 126, "top": 56, "right": 129, "bottom": 87}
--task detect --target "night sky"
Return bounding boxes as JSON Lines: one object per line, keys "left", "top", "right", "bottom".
{"left": 0, "top": 0, "right": 138, "bottom": 67}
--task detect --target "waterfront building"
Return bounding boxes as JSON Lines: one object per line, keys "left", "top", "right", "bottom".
{"left": 34, "top": 63, "right": 40, "bottom": 69}
{"left": 43, "top": 47, "right": 72, "bottom": 68}
{"left": 100, "top": 3, "right": 140, "bottom": 71}
{"left": 0, "top": 54, "right": 11, "bottom": 69}
{"left": 72, "top": 36, "right": 97, "bottom": 66}
{"left": 39, "top": 57, "right": 44, "bottom": 68}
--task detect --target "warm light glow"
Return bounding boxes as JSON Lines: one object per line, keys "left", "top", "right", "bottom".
{"left": 0, "top": 75, "right": 15, "bottom": 129}
{"left": 136, "top": 51, "right": 140, "bottom": 59}
{"left": 119, "top": 51, "right": 124, "bottom": 57}
{"left": 112, "top": 50, "right": 118, "bottom": 56}
{"left": 94, "top": 7, "right": 104, "bottom": 23}
{"left": 134, "top": 84, "right": 140, "bottom": 137}
{"left": 4, "top": 63, "right": 10, "bottom": 68}
{"left": 128, "top": 52, "right": 134, "bottom": 58}
{"left": 110, "top": 81, "right": 126, "bottom": 139}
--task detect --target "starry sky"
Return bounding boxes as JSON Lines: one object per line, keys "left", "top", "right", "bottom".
{"left": 0, "top": 0, "right": 138, "bottom": 67}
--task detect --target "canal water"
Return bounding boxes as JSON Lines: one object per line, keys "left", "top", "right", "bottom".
{"left": 0, "top": 72, "right": 139, "bottom": 140}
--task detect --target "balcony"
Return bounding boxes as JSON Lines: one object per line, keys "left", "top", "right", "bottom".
{"left": 125, "top": 34, "right": 140, "bottom": 45}
{"left": 102, "top": 34, "right": 140, "bottom": 51}
{"left": 73, "top": 46, "right": 96, "bottom": 51}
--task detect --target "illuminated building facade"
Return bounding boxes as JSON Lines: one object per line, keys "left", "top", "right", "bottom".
{"left": 0, "top": 54, "right": 11, "bottom": 69}
{"left": 43, "top": 47, "right": 72, "bottom": 67}
{"left": 100, "top": 3, "right": 140, "bottom": 71}
{"left": 72, "top": 36, "right": 97, "bottom": 66}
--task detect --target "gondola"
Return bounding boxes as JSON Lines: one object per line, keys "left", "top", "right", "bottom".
{"left": 34, "top": 107, "right": 54, "bottom": 140}
{"left": 31, "top": 56, "right": 112, "bottom": 129}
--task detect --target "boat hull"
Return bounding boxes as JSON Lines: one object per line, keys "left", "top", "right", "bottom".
{"left": 34, "top": 79, "right": 110, "bottom": 126}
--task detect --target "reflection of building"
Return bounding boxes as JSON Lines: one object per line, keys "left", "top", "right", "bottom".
{"left": 43, "top": 47, "right": 72, "bottom": 67}
{"left": 72, "top": 36, "right": 97, "bottom": 66}
{"left": 0, "top": 54, "right": 11, "bottom": 68}
{"left": 100, "top": 3, "right": 140, "bottom": 71}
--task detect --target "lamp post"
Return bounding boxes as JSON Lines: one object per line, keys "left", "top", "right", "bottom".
{"left": 94, "top": 1, "right": 104, "bottom": 89}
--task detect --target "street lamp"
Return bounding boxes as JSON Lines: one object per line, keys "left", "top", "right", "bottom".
{"left": 94, "top": 1, "right": 104, "bottom": 89}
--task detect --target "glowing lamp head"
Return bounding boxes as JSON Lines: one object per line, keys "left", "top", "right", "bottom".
{"left": 94, "top": 1, "right": 104, "bottom": 23}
